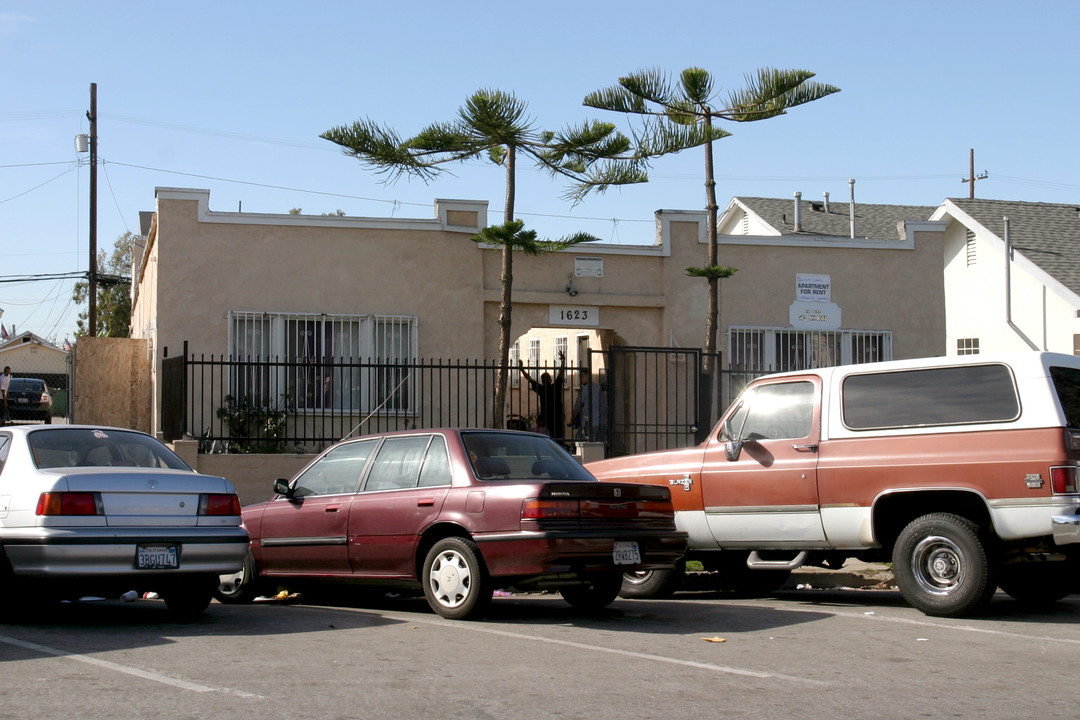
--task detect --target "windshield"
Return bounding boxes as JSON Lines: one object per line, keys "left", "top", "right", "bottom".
{"left": 461, "top": 431, "right": 595, "bottom": 481}
{"left": 29, "top": 428, "right": 192, "bottom": 470}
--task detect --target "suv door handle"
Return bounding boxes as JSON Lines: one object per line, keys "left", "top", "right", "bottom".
{"left": 792, "top": 444, "right": 818, "bottom": 452}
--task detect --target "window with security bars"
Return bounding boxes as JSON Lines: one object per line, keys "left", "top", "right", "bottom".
{"left": 228, "top": 312, "right": 416, "bottom": 413}
{"left": 527, "top": 338, "right": 541, "bottom": 368}
{"left": 553, "top": 336, "right": 568, "bottom": 366}
{"left": 729, "top": 327, "right": 892, "bottom": 373}
{"left": 509, "top": 343, "right": 520, "bottom": 388}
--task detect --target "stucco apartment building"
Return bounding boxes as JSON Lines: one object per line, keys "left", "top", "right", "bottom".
{"left": 130, "top": 187, "right": 946, "bottom": 446}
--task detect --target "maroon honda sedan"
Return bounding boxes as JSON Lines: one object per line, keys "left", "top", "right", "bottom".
{"left": 216, "top": 429, "right": 686, "bottom": 619}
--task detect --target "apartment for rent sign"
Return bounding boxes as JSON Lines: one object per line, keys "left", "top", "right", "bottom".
{"left": 796, "top": 273, "right": 831, "bottom": 302}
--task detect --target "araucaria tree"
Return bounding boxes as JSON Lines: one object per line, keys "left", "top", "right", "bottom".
{"left": 585, "top": 68, "right": 839, "bottom": 433}
{"left": 322, "top": 89, "right": 647, "bottom": 427}
{"left": 72, "top": 232, "right": 133, "bottom": 338}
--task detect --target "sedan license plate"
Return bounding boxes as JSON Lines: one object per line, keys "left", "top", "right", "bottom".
{"left": 613, "top": 541, "right": 641, "bottom": 565}
{"left": 136, "top": 544, "right": 179, "bottom": 570}
{"left": 15, "top": 398, "right": 28, "bottom": 404}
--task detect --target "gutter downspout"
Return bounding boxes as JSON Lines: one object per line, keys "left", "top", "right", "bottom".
{"left": 848, "top": 179, "right": 856, "bottom": 239}
{"left": 1004, "top": 216, "right": 1042, "bottom": 350}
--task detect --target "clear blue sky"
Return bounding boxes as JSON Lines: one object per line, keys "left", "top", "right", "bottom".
{"left": 3, "top": 1, "right": 1079, "bottom": 342}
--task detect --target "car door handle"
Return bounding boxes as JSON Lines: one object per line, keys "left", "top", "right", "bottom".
{"left": 792, "top": 444, "right": 818, "bottom": 452}
{"left": 325, "top": 504, "right": 342, "bottom": 512}
{"left": 417, "top": 498, "right": 436, "bottom": 507}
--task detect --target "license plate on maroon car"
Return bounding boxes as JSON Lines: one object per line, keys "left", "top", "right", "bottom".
{"left": 613, "top": 541, "right": 641, "bottom": 565}
{"left": 136, "top": 544, "right": 179, "bottom": 569}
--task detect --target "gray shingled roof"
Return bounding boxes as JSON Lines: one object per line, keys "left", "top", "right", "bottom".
{"left": 947, "top": 198, "right": 1080, "bottom": 297}
{"left": 736, "top": 197, "right": 936, "bottom": 240}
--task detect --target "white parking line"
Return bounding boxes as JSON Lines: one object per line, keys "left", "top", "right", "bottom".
{"left": 337, "top": 608, "right": 831, "bottom": 686}
{"left": 0, "top": 634, "right": 262, "bottom": 699}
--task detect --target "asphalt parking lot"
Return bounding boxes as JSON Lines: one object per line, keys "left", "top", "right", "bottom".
{"left": 1, "top": 585, "right": 1077, "bottom": 720}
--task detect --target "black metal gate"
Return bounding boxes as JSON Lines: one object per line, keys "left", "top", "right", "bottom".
{"left": 161, "top": 353, "right": 186, "bottom": 441}
{"left": 594, "top": 347, "right": 709, "bottom": 457}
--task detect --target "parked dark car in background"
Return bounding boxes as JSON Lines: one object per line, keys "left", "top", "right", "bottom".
{"left": 5, "top": 378, "right": 52, "bottom": 423}
{"left": 217, "top": 429, "right": 687, "bottom": 619}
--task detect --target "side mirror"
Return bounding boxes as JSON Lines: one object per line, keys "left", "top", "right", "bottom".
{"left": 726, "top": 441, "right": 743, "bottom": 462}
{"left": 273, "top": 478, "right": 293, "bottom": 497}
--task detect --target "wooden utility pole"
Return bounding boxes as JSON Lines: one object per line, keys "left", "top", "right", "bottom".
{"left": 88, "top": 83, "right": 98, "bottom": 336}
{"left": 962, "top": 148, "right": 988, "bottom": 199}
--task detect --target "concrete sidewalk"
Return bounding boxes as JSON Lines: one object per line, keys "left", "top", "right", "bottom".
{"left": 786, "top": 560, "right": 895, "bottom": 590}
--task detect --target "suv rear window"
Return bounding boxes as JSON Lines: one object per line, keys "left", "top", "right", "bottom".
{"left": 842, "top": 363, "right": 1020, "bottom": 430}
{"left": 1050, "top": 366, "right": 1080, "bottom": 428}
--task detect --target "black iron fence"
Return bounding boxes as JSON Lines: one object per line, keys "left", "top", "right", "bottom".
{"left": 163, "top": 346, "right": 764, "bottom": 457}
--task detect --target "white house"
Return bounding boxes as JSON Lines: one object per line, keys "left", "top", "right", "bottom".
{"left": 931, "top": 199, "right": 1080, "bottom": 355}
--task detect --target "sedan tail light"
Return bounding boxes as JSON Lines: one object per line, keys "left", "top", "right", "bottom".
{"left": 198, "top": 493, "right": 242, "bottom": 516}
{"left": 36, "top": 492, "right": 103, "bottom": 516}
{"left": 522, "top": 497, "right": 675, "bottom": 520}
{"left": 522, "top": 499, "right": 580, "bottom": 519}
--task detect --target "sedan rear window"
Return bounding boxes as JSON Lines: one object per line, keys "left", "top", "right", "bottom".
{"left": 29, "top": 428, "right": 192, "bottom": 470}
{"left": 462, "top": 431, "right": 594, "bottom": 481}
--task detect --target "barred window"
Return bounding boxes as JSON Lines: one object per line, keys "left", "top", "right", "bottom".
{"left": 729, "top": 327, "right": 892, "bottom": 373}
{"left": 554, "top": 336, "right": 568, "bottom": 366}
{"left": 228, "top": 312, "right": 416, "bottom": 413}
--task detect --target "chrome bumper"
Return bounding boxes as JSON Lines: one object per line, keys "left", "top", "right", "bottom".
{"left": 1052, "top": 513, "right": 1080, "bottom": 545}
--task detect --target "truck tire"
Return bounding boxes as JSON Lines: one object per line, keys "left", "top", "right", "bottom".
{"left": 619, "top": 562, "right": 686, "bottom": 599}
{"left": 893, "top": 513, "right": 997, "bottom": 618}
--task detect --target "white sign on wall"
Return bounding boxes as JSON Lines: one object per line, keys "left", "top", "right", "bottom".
{"left": 789, "top": 301, "right": 842, "bottom": 330}
{"left": 796, "top": 273, "right": 831, "bottom": 302}
{"left": 549, "top": 305, "right": 599, "bottom": 327}
{"left": 575, "top": 257, "right": 604, "bottom": 278}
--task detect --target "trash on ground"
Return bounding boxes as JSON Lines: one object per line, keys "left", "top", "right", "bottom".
{"left": 702, "top": 636, "right": 726, "bottom": 643}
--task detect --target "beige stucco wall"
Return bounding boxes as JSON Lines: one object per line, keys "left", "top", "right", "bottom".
{"left": 170, "top": 441, "right": 311, "bottom": 507}
{"left": 72, "top": 337, "right": 152, "bottom": 432}
{"left": 134, "top": 188, "right": 946, "bottom": 439}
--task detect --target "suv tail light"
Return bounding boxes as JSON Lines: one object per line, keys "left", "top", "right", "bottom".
{"left": 199, "top": 493, "right": 242, "bottom": 516}
{"left": 1050, "top": 466, "right": 1079, "bottom": 494}
{"left": 36, "top": 492, "right": 103, "bottom": 516}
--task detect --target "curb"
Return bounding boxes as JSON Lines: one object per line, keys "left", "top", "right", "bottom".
{"left": 786, "top": 563, "right": 895, "bottom": 590}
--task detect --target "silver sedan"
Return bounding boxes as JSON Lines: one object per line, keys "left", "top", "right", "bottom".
{"left": 0, "top": 425, "right": 248, "bottom": 617}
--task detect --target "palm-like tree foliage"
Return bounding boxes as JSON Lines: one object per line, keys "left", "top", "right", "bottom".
{"left": 322, "top": 89, "right": 645, "bottom": 427}
{"left": 585, "top": 67, "right": 839, "bottom": 434}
